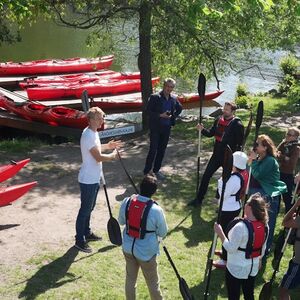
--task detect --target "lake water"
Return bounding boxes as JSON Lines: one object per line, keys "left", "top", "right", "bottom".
{"left": 0, "top": 18, "right": 296, "bottom": 122}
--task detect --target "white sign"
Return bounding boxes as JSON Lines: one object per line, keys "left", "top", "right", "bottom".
{"left": 99, "top": 125, "right": 138, "bottom": 139}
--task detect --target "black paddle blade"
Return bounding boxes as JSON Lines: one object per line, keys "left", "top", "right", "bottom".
{"left": 107, "top": 217, "right": 122, "bottom": 246}
{"left": 222, "top": 145, "right": 233, "bottom": 183}
{"left": 179, "top": 277, "right": 194, "bottom": 300}
{"left": 259, "top": 281, "right": 272, "bottom": 300}
{"left": 198, "top": 73, "right": 206, "bottom": 99}
{"left": 255, "top": 101, "right": 264, "bottom": 136}
{"left": 81, "top": 90, "right": 90, "bottom": 113}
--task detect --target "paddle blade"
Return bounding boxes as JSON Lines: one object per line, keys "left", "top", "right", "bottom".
{"left": 179, "top": 277, "right": 194, "bottom": 300}
{"left": 255, "top": 100, "right": 264, "bottom": 136}
{"left": 198, "top": 73, "right": 206, "bottom": 100}
{"left": 81, "top": 90, "right": 90, "bottom": 113}
{"left": 259, "top": 281, "right": 272, "bottom": 300}
{"left": 107, "top": 217, "right": 122, "bottom": 246}
{"left": 222, "top": 145, "right": 233, "bottom": 183}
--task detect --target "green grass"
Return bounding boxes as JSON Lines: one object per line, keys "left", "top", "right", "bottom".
{"left": 0, "top": 137, "right": 43, "bottom": 154}
{"left": 0, "top": 95, "right": 299, "bottom": 299}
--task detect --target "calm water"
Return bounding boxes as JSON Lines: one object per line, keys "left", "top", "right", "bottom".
{"left": 0, "top": 18, "right": 296, "bottom": 121}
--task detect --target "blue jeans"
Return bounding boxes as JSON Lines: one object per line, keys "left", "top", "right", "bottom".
{"left": 75, "top": 182, "right": 100, "bottom": 243}
{"left": 249, "top": 188, "right": 280, "bottom": 255}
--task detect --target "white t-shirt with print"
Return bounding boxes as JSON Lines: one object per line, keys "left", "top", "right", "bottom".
{"left": 78, "top": 128, "right": 103, "bottom": 184}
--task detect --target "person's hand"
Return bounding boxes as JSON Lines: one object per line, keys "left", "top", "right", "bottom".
{"left": 294, "top": 173, "right": 300, "bottom": 184}
{"left": 160, "top": 111, "right": 171, "bottom": 119}
{"left": 214, "top": 223, "right": 223, "bottom": 236}
{"left": 107, "top": 139, "right": 124, "bottom": 150}
{"left": 110, "top": 149, "right": 118, "bottom": 160}
{"left": 196, "top": 123, "right": 204, "bottom": 131}
{"left": 248, "top": 150, "right": 257, "bottom": 162}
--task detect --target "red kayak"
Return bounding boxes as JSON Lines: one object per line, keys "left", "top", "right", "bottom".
{"left": 0, "top": 158, "right": 30, "bottom": 183}
{"left": 0, "top": 55, "right": 114, "bottom": 76}
{"left": 26, "top": 77, "right": 160, "bottom": 101}
{"left": 0, "top": 94, "right": 95, "bottom": 129}
{"left": 0, "top": 182, "right": 37, "bottom": 207}
{"left": 19, "top": 71, "right": 141, "bottom": 88}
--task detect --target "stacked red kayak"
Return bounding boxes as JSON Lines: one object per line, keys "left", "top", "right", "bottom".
{"left": 0, "top": 159, "right": 37, "bottom": 207}
{"left": 0, "top": 55, "right": 114, "bottom": 76}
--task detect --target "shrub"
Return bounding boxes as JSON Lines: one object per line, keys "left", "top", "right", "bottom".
{"left": 235, "top": 95, "right": 250, "bottom": 109}
{"left": 280, "top": 54, "right": 299, "bottom": 75}
{"left": 236, "top": 83, "right": 248, "bottom": 97}
{"left": 278, "top": 74, "right": 296, "bottom": 96}
{"left": 287, "top": 83, "right": 300, "bottom": 107}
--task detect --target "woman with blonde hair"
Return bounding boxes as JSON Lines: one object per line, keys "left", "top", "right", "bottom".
{"left": 248, "top": 134, "right": 287, "bottom": 255}
{"left": 214, "top": 193, "right": 269, "bottom": 300}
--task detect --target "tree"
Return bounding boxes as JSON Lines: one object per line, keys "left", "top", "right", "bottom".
{"left": 1, "top": 1, "right": 300, "bottom": 128}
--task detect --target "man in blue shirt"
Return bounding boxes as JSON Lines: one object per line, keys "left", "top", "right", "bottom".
{"left": 118, "top": 175, "right": 168, "bottom": 300}
{"left": 143, "top": 78, "right": 182, "bottom": 180}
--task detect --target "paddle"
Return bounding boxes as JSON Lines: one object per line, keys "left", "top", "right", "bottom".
{"left": 273, "top": 181, "right": 300, "bottom": 264}
{"left": 81, "top": 89, "right": 90, "bottom": 112}
{"left": 101, "top": 173, "right": 122, "bottom": 246}
{"left": 196, "top": 73, "right": 206, "bottom": 194}
{"left": 117, "top": 150, "right": 194, "bottom": 299}
{"left": 204, "top": 145, "right": 233, "bottom": 299}
{"left": 242, "top": 100, "right": 264, "bottom": 215}
{"left": 259, "top": 206, "right": 300, "bottom": 300}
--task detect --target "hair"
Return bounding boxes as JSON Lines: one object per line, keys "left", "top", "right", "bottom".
{"left": 287, "top": 127, "right": 300, "bottom": 138}
{"left": 86, "top": 107, "right": 105, "bottom": 121}
{"left": 246, "top": 193, "right": 269, "bottom": 225}
{"left": 140, "top": 175, "right": 157, "bottom": 198}
{"left": 224, "top": 101, "right": 237, "bottom": 112}
{"left": 257, "top": 134, "right": 277, "bottom": 157}
{"left": 163, "top": 78, "right": 176, "bottom": 88}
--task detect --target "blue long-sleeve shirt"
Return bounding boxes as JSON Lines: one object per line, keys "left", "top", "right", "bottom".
{"left": 118, "top": 194, "right": 168, "bottom": 261}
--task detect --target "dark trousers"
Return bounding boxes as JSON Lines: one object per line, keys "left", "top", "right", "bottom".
{"left": 220, "top": 209, "right": 241, "bottom": 260}
{"left": 225, "top": 268, "right": 255, "bottom": 300}
{"left": 280, "top": 172, "right": 295, "bottom": 213}
{"left": 196, "top": 150, "right": 223, "bottom": 204}
{"left": 143, "top": 127, "right": 171, "bottom": 175}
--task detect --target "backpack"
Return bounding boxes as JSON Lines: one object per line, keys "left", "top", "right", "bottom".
{"left": 125, "top": 196, "right": 156, "bottom": 239}
{"left": 226, "top": 218, "right": 268, "bottom": 258}
{"left": 231, "top": 170, "right": 249, "bottom": 201}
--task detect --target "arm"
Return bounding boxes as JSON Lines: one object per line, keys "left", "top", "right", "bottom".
{"left": 201, "top": 118, "right": 218, "bottom": 137}
{"left": 156, "top": 208, "right": 168, "bottom": 238}
{"left": 102, "top": 139, "right": 124, "bottom": 152}
{"left": 173, "top": 98, "right": 182, "bottom": 117}
{"left": 118, "top": 197, "right": 130, "bottom": 225}
{"left": 90, "top": 146, "right": 117, "bottom": 162}
{"left": 250, "top": 156, "right": 277, "bottom": 181}
{"left": 235, "top": 120, "right": 245, "bottom": 151}
{"left": 219, "top": 175, "right": 242, "bottom": 201}
{"left": 282, "top": 197, "right": 300, "bottom": 228}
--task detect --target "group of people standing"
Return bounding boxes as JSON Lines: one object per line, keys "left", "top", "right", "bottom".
{"left": 74, "top": 78, "right": 300, "bottom": 300}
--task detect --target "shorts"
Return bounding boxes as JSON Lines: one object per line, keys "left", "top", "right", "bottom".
{"left": 280, "top": 259, "right": 300, "bottom": 290}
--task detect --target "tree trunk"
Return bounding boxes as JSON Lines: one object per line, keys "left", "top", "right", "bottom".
{"left": 138, "top": 1, "right": 152, "bottom": 131}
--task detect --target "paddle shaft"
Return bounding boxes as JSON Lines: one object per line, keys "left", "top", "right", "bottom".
{"left": 101, "top": 174, "right": 113, "bottom": 218}
{"left": 242, "top": 109, "right": 253, "bottom": 151}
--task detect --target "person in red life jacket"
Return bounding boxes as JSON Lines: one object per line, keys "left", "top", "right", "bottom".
{"left": 143, "top": 78, "right": 182, "bottom": 180}
{"left": 213, "top": 151, "right": 249, "bottom": 269}
{"left": 118, "top": 175, "right": 168, "bottom": 300}
{"left": 277, "top": 127, "right": 300, "bottom": 213}
{"left": 188, "top": 101, "right": 244, "bottom": 207}
{"left": 214, "top": 193, "right": 269, "bottom": 300}
{"left": 248, "top": 134, "right": 287, "bottom": 256}
{"left": 279, "top": 197, "right": 300, "bottom": 300}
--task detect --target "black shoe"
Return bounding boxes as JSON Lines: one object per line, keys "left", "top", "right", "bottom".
{"left": 86, "top": 232, "right": 102, "bottom": 242}
{"left": 187, "top": 199, "right": 201, "bottom": 207}
{"left": 74, "top": 241, "right": 92, "bottom": 253}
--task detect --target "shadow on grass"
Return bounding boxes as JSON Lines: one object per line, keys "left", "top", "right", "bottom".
{"left": 19, "top": 247, "right": 79, "bottom": 300}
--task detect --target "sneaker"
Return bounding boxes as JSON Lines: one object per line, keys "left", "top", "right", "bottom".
{"left": 86, "top": 232, "right": 102, "bottom": 242}
{"left": 213, "top": 259, "right": 226, "bottom": 269}
{"left": 74, "top": 241, "right": 92, "bottom": 253}
{"left": 154, "top": 171, "right": 165, "bottom": 180}
{"left": 214, "top": 250, "right": 222, "bottom": 257}
{"left": 187, "top": 199, "right": 201, "bottom": 208}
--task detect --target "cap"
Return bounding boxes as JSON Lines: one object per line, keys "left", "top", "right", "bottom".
{"left": 233, "top": 151, "right": 248, "bottom": 170}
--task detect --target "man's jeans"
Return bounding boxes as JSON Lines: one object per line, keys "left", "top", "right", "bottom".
{"left": 75, "top": 182, "right": 100, "bottom": 243}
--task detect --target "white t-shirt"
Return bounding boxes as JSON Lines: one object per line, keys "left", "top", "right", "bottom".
{"left": 218, "top": 174, "right": 242, "bottom": 212}
{"left": 78, "top": 127, "right": 102, "bottom": 184}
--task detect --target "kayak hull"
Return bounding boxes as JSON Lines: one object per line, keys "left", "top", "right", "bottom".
{"left": 0, "top": 182, "right": 37, "bottom": 207}
{"left": 0, "top": 158, "right": 30, "bottom": 183}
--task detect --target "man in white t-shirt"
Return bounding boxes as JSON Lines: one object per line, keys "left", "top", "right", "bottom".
{"left": 75, "top": 107, "right": 123, "bottom": 253}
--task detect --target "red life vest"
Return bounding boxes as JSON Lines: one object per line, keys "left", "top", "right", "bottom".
{"left": 231, "top": 169, "right": 249, "bottom": 200}
{"left": 125, "top": 196, "right": 155, "bottom": 239}
{"left": 215, "top": 116, "right": 234, "bottom": 142}
{"left": 226, "top": 218, "right": 267, "bottom": 258}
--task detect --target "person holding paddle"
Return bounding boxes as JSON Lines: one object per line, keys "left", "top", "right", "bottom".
{"left": 143, "top": 78, "right": 182, "bottom": 180}
{"left": 248, "top": 134, "right": 287, "bottom": 255}
{"left": 214, "top": 193, "right": 269, "bottom": 300}
{"left": 75, "top": 107, "right": 123, "bottom": 253}
{"left": 277, "top": 127, "right": 300, "bottom": 213}
{"left": 118, "top": 175, "right": 168, "bottom": 300}
{"left": 279, "top": 197, "right": 300, "bottom": 300}
{"left": 188, "top": 101, "right": 244, "bottom": 207}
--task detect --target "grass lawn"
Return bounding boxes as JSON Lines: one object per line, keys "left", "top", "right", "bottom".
{"left": 0, "top": 95, "right": 299, "bottom": 299}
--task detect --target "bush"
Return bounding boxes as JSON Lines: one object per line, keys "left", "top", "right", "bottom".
{"left": 280, "top": 54, "right": 299, "bottom": 75}
{"left": 235, "top": 95, "right": 250, "bottom": 109}
{"left": 278, "top": 74, "right": 297, "bottom": 96}
{"left": 287, "top": 83, "right": 300, "bottom": 107}
{"left": 236, "top": 83, "right": 248, "bottom": 97}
